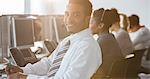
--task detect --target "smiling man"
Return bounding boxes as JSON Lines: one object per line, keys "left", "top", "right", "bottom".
{"left": 6, "top": 0, "right": 102, "bottom": 79}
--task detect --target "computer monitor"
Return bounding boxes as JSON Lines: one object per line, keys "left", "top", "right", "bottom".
{"left": 53, "top": 15, "right": 70, "bottom": 42}
{"left": 12, "top": 17, "right": 34, "bottom": 47}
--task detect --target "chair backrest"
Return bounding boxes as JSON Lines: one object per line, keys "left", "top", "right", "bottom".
{"left": 126, "top": 49, "right": 146, "bottom": 78}
{"left": 92, "top": 49, "right": 146, "bottom": 79}
{"left": 92, "top": 34, "right": 124, "bottom": 79}
{"left": 146, "top": 47, "right": 150, "bottom": 60}
{"left": 108, "top": 49, "right": 146, "bottom": 78}
{"left": 108, "top": 58, "right": 128, "bottom": 78}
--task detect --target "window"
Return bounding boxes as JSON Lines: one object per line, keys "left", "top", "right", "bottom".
{"left": 0, "top": 0, "right": 24, "bottom": 15}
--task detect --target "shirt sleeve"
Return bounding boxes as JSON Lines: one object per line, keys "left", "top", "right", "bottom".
{"left": 133, "top": 28, "right": 150, "bottom": 46}
{"left": 22, "top": 57, "right": 52, "bottom": 76}
{"left": 26, "top": 41, "right": 102, "bottom": 79}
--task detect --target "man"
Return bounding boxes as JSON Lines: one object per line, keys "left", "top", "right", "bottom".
{"left": 6, "top": 0, "right": 102, "bottom": 79}
{"left": 128, "top": 14, "right": 150, "bottom": 50}
{"left": 128, "top": 15, "right": 150, "bottom": 74}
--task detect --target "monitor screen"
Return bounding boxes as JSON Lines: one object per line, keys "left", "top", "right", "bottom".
{"left": 13, "top": 18, "right": 34, "bottom": 47}
{"left": 53, "top": 16, "right": 70, "bottom": 42}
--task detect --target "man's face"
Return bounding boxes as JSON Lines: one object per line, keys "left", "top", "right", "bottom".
{"left": 64, "top": 4, "right": 88, "bottom": 34}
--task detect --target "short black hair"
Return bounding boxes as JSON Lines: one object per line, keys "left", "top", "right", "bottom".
{"left": 68, "top": 0, "right": 92, "bottom": 16}
{"left": 128, "top": 14, "right": 139, "bottom": 26}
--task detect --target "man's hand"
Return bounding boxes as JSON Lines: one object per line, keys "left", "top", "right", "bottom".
{"left": 5, "top": 64, "right": 23, "bottom": 75}
{"left": 7, "top": 72, "right": 27, "bottom": 79}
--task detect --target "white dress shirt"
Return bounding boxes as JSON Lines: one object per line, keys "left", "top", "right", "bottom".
{"left": 129, "top": 27, "right": 150, "bottom": 50}
{"left": 112, "top": 28, "right": 134, "bottom": 56}
{"left": 22, "top": 28, "right": 102, "bottom": 79}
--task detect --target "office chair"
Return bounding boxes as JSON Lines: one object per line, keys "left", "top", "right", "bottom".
{"left": 125, "top": 49, "right": 146, "bottom": 78}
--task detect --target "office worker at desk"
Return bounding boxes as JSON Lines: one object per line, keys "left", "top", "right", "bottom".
{"left": 90, "top": 9, "right": 123, "bottom": 78}
{"left": 128, "top": 14, "right": 150, "bottom": 50}
{"left": 110, "top": 8, "right": 134, "bottom": 57}
{"left": 5, "top": 0, "right": 102, "bottom": 79}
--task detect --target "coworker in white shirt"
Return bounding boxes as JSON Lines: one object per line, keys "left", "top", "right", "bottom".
{"left": 5, "top": 0, "right": 102, "bottom": 79}
{"left": 128, "top": 14, "right": 150, "bottom": 50}
{"left": 112, "top": 28, "right": 134, "bottom": 56}
{"left": 110, "top": 8, "right": 134, "bottom": 56}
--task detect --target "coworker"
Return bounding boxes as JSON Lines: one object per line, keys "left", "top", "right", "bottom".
{"left": 6, "top": 0, "right": 102, "bottom": 79}
{"left": 110, "top": 8, "right": 134, "bottom": 57}
{"left": 119, "top": 13, "right": 129, "bottom": 31}
{"left": 90, "top": 8, "right": 123, "bottom": 78}
{"left": 128, "top": 14, "right": 150, "bottom": 50}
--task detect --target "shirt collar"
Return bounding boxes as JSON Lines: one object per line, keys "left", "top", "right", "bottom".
{"left": 69, "top": 28, "right": 92, "bottom": 43}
